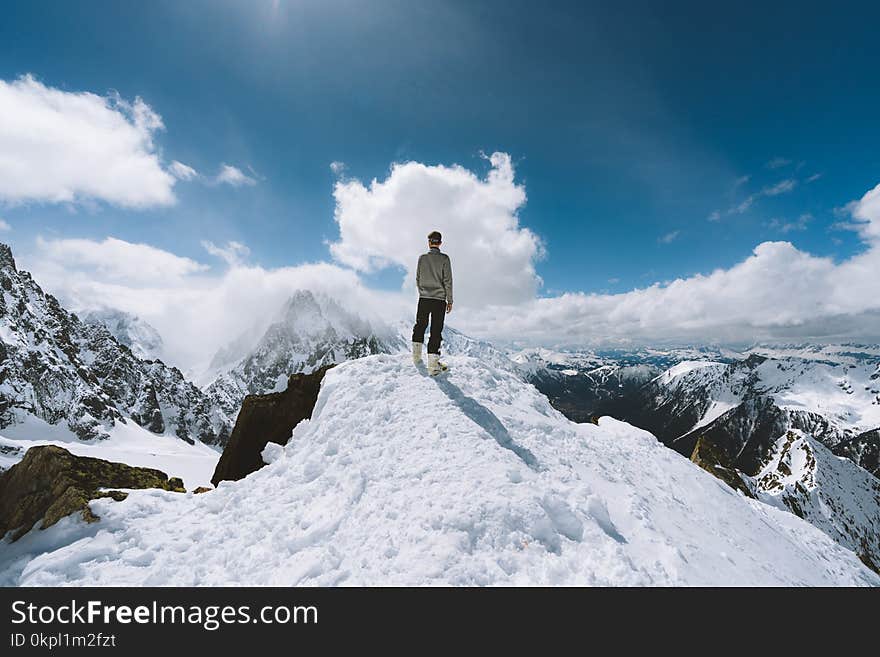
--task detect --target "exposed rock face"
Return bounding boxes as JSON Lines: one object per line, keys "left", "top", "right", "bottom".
{"left": 833, "top": 428, "right": 880, "bottom": 478}
{"left": 211, "top": 365, "right": 332, "bottom": 486}
{"left": 0, "top": 445, "right": 185, "bottom": 541}
{"left": 689, "top": 436, "right": 755, "bottom": 498}
{"left": 0, "top": 242, "right": 231, "bottom": 444}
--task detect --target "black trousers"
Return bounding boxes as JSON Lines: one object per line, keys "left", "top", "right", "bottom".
{"left": 412, "top": 298, "right": 446, "bottom": 354}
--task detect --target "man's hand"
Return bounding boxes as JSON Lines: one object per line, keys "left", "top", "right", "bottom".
{"left": 446, "top": 302, "right": 453, "bottom": 314}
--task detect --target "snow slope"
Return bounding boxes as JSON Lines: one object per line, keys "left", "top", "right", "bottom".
{"left": 0, "top": 416, "right": 218, "bottom": 490}
{"left": 5, "top": 355, "right": 876, "bottom": 586}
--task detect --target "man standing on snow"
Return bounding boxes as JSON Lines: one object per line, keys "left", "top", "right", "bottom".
{"left": 412, "top": 230, "right": 453, "bottom": 375}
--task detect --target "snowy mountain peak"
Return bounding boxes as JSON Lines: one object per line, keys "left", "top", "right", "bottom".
{"left": 80, "top": 308, "right": 164, "bottom": 360}
{"left": 9, "top": 354, "right": 877, "bottom": 586}
{"left": 275, "top": 289, "right": 376, "bottom": 342}
{"left": 203, "top": 290, "right": 405, "bottom": 418}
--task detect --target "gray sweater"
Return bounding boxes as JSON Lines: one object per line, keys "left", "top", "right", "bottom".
{"left": 416, "top": 248, "right": 453, "bottom": 303}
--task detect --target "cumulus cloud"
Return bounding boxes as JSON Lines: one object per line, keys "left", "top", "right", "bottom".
{"left": 0, "top": 75, "right": 176, "bottom": 208}
{"left": 215, "top": 164, "right": 257, "bottom": 187}
{"left": 202, "top": 240, "right": 251, "bottom": 267}
{"left": 34, "top": 236, "right": 208, "bottom": 285}
{"left": 330, "top": 161, "right": 347, "bottom": 175}
{"left": 459, "top": 181, "right": 880, "bottom": 345}
{"left": 0, "top": 218, "right": 10, "bottom": 231}
{"left": 329, "top": 152, "right": 543, "bottom": 307}
{"left": 850, "top": 181, "right": 880, "bottom": 243}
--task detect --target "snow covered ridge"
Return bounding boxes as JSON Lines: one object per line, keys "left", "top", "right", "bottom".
{"left": 5, "top": 355, "right": 876, "bottom": 586}
{"left": 754, "top": 430, "right": 880, "bottom": 571}
{"left": 0, "top": 243, "right": 231, "bottom": 451}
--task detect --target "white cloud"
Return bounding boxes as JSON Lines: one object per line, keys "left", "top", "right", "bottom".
{"left": 215, "top": 164, "right": 257, "bottom": 187}
{"left": 169, "top": 160, "right": 198, "bottom": 181}
{"left": 0, "top": 218, "right": 10, "bottom": 231}
{"left": 34, "top": 236, "right": 208, "bottom": 285}
{"left": 806, "top": 173, "right": 822, "bottom": 183}
{"left": 728, "top": 178, "right": 797, "bottom": 215}
{"left": 850, "top": 181, "right": 880, "bottom": 243}
{"left": 768, "top": 213, "right": 812, "bottom": 234}
{"left": 202, "top": 240, "right": 251, "bottom": 267}
{"left": 658, "top": 230, "right": 680, "bottom": 244}
{"left": 707, "top": 210, "right": 721, "bottom": 222}
{"left": 762, "top": 179, "right": 797, "bottom": 196}
{"left": 766, "top": 157, "right": 792, "bottom": 169}
{"left": 329, "top": 152, "right": 542, "bottom": 307}
{"left": 460, "top": 181, "right": 880, "bottom": 345}
{"left": 0, "top": 75, "right": 176, "bottom": 208}
{"left": 23, "top": 237, "right": 405, "bottom": 369}
{"left": 20, "top": 162, "right": 880, "bottom": 368}
{"left": 330, "top": 161, "right": 347, "bottom": 175}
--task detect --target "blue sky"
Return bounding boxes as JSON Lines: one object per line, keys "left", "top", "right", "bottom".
{"left": 3, "top": 0, "right": 878, "bottom": 286}
{"left": 1, "top": 1, "right": 880, "bottom": 362}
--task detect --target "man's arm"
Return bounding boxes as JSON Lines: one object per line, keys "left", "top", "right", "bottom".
{"left": 416, "top": 255, "right": 422, "bottom": 290}
{"left": 444, "top": 256, "right": 453, "bottom": 312}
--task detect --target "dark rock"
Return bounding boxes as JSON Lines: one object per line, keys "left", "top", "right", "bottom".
{"left": 674, "top": 396, "right": 788, "bottom": 476}
{"left": 833, "top": 428, "right": 880, "bottom": 478}
{"left": 690, "top": 436, "right": 756, "bottom": 498}
{"left": 192, "top": 486, "right": 212, "bottom": 494}
{"left": 0, "top": 445, "right": 185, "bottom": 541}
{"left": 211, "top": 365, "right": 332, "bottom": 486}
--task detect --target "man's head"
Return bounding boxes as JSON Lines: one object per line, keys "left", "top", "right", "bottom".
{"left": 428, "top": 230, "right": 442, "bottom": 247}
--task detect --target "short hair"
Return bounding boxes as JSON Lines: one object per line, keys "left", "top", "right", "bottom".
{"left": 428, "top": 231, "right": 442, "bottom": 245}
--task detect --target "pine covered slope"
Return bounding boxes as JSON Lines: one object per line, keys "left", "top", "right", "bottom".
{"left": 0, "top": 243, "right": 231, "bottom": 451}
{"left": 6, "top": 355, "right": 876, "bottom": 586}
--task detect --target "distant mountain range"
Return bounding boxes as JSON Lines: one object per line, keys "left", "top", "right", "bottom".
{"left": 519, "top": 344, "right": 880, "bottom": 570}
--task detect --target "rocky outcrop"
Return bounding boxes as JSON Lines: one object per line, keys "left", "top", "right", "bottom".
{"left": 0, "top": 445, "right": 185, "bottom": 541}
{"left": 833, "top": 428, "right": 880, "bottom": 478}
{"left": 211, "top": 365, "right": 333, "bottom": 486}
{"left": 690, "top": 436, "right": 755, "bottom": 498}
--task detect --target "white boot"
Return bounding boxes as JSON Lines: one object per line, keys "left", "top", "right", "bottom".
{"left": 412, "top": 342, "right": 423, "bottom": 364}
{"left": 427, "top": 353, "right": 448, "bottom": 376}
